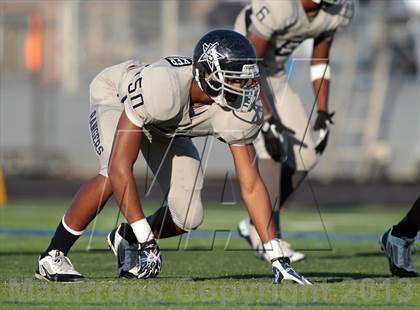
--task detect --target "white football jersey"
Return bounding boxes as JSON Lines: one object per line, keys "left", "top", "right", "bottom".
{"left": 234, "top": 0, "right": 354, "bottom": 74}
{"left": 118, "top": 57, "right": 263, "bottom": 145}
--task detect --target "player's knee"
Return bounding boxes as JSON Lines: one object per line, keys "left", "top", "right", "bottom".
{"left": 306, "top": 156, "right": 317, "bottom": 171}
{"left": 181, "top": 208, "right": 204, "bottom": 231}
{"left": 168, "top": 192, "right": 204, "bottom": 231}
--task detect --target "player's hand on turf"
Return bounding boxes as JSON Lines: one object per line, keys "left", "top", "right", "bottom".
{"left": 261, "top": 116, "right": 294, "bottom": 163}
{"left": 272, "top": 257, "right": 312, "bottom": 286}
{"left": 313, "top": 111, "right": 334, "bottom": 155}
{"left": 137, "top": 239, "right": 162, "bottom": 279}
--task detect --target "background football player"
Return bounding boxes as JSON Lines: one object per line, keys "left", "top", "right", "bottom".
{"left": 35, "top": 29, "right": 311, "bottom": 285}
{"left": 234, "top": 0, "right": 354, "bottom": 262}
{"left": 380, "top": 196, "right": 420, "bottom": 278}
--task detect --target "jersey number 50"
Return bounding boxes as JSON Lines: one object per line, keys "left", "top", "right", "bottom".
{"left": 128, "top": 77, "right": 144, "bottom": 109}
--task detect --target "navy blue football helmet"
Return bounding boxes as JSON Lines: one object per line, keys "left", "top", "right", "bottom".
{"left": 193, "top": 29, "right": 260, "bottom": 113}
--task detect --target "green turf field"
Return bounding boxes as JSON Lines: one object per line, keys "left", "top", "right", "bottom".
{"left": 0, "top": 199, "right": 419, "bottom": 310}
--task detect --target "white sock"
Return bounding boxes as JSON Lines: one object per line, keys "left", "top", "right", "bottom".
{"left": 263, "top": 238, "right": 284, "bottom": 262}
{"left": 62, "top": 217, "right": 84, "bottom": 236}
{"left": 130, "top": 218, "right": 154, "bottom": 243}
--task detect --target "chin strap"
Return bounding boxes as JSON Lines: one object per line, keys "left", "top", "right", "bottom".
{"left": 194, "top": 68, "right": 203, "bottom": 90}
{"left": 194, "top": 68, "right": 228, "bottom": 108}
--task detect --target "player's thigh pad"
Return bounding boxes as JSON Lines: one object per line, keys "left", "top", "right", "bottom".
{"left": 89, "top": 64, "right": 126, "bottom": 176}
{"left": 140, "top": 135, "right": 204, "bottom": 231}
{"left": 89, "top": 106, "right": 122, "bottom": 177}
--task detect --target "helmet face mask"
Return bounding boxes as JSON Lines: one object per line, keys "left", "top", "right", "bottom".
{"left": 321, "top": 0, "right": 345, "bottom": 5}
{"left": 312, "top": 0, "right": 344, "bottom": 5}
{"left": 203, "top": 64, "right": 260, "bottom": 112}
{"left": 193, "top": 29, "right": 260, "bottom": 113}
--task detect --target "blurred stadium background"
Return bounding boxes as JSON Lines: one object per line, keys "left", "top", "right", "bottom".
{"left": 1, "top": 3, "right": 420, "bottom": 307}
{"left": 0, "top": 0, "right": 419, "bottom": 206}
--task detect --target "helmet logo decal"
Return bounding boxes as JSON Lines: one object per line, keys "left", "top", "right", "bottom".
{"left": 198, "top": 42, "right": 225, "bottom": 71}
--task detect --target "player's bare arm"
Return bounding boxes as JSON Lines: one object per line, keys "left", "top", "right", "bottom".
{"left": 231, "top": 143, "right": 311, "bottom": 285}
{"left": 311, "top": 35, "right": 333, "bottom": 112}
{"left": 106, "top": 110, "right": 161, "bottom": 279}
{"left": 107, "top": 111, "right": 145, "bottom": 224}
{"left": 312, "top": 35, "right": 335, "bottom": 154}
{"left": 230, "top": 144, "right": 275, "bottom": 242}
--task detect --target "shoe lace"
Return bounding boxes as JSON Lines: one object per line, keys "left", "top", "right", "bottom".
{"left": 52, "top": 255, "right": 75, "bottom": 273}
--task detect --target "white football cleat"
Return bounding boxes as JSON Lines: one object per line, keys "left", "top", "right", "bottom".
{"left": 237, "top": 218, "right": 305, "bottom": 262}
{"left": 35, "top": 250, "right": 86, "bottom": 282}
{"left": 380, "top": 228, "right": 418, "bottom": 277}
{"left": 107, "top": 223, "right": 139, "bottom": 278}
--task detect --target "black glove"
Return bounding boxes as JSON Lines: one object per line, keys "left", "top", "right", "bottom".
{"left": 137, "top": 239, "right": 162, "bottom": 279}
{"left": 261, "top": 116, "right": 295, "bottom": 163}
{"left": 313, "top": 111, "right": 334, "bottom": 154}
{"left": 313, "top": 111, "right": 334, "bottom": 130}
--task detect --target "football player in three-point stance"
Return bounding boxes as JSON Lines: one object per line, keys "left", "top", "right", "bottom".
{"left": 35, "top": 29, "right": 311, "bottom": 285}
{"left": 234, "top": 0, "right": 354, "bottom": 262}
